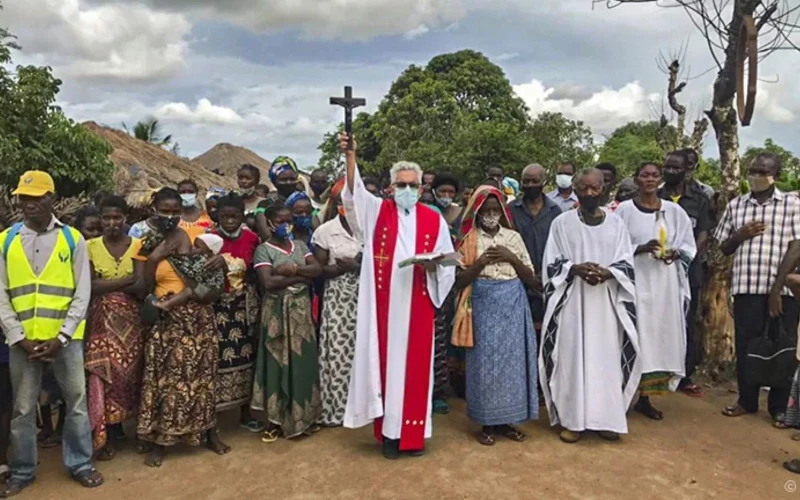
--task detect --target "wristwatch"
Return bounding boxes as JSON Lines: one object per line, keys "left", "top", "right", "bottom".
{"left": 57, "top": 333, "right": 70, "bottom": 348}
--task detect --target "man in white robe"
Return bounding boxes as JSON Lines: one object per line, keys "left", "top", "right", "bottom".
{"left": 340, "top": 134, "right": 455, "bottom": 459}
{"left": 540, "top": 169, "right": 642, "bottom": 443}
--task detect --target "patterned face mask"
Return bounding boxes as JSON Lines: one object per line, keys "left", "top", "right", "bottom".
{"left": 480, "top": 213, "right": 501, "bottom": 230}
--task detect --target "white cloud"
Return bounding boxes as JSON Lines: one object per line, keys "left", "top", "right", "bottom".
{"left": 755, "top": 78, "right": 795, "bottom": 124}
{"left": 514, "top": 79, "right": 661, "bottom": 135}
{"left": 124, "top": 0, "right": 466, "bottom": 40}
{"left": 4, "top": 0, "right": 189, "bottom": 81}
{"left": 155, "top": 98, "right": 244, "bottom": 125}
{"left": 404, "top": 25, "right": 430, "bottom": 40}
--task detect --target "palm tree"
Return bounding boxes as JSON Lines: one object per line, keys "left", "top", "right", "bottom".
{"left": 122, "top": 117, "right": 173, "bottom": 147}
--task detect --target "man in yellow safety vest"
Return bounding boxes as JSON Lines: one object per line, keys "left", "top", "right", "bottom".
{"left": 0, "top": 171, "right": 103, "bottom": 498}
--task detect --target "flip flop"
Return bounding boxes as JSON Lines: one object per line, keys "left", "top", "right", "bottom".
{"left": 679, "top": 383, "right": 704, "bottom": 397}
{"left": 499, "top": 425, "right": 527, "bottom": 442}
{"left": 477, "top": 432, "right": 495, "bottom": 446}
{"left": 261, "top": 429, "right": 280, "bottom": 443}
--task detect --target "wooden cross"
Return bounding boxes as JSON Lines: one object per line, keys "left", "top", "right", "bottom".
{"left": 330, "top": 86, "right": 366, "bottom": 150}
{"left": 375, "top": 248, "right": 390, "bottom": 266}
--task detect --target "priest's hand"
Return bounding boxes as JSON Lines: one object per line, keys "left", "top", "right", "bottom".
{"left": 659, "top": 249, "right": 680, "bottom": 264}
{"left": 420, "top": 255, "right": 444, "bottom": 273}
{"left": 339, "top": 132, "right": 358, "bottom": 156}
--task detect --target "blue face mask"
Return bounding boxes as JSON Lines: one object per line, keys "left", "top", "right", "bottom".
{"left": 293, "top": 215, "right": 313, "bottom": 229}
{"left": 394, "top": 187, "right": 419, "bottom": 210}
{"left": 271, "top": 222, "right": 294, "bottom": 240}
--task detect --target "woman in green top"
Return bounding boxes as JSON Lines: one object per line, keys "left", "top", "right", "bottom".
{"left": 251, "top": 203, "right": 323, "bottom": 442}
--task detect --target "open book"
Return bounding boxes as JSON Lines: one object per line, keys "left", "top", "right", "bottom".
{"left": 398, "top": 252, "right": 463, "bottom": 269}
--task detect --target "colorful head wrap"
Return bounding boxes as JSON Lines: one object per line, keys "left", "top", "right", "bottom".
{"left": 458, "top": 186, "right": 513, "bottom": 241}
{"left": 286, "top": 191, "right": 310, "bottom": 208}
{"left": 269, "top": 155, "right": 299, "bottom": 184}
{"left": 502, "top": 177, "right": 520, "bottom": 198}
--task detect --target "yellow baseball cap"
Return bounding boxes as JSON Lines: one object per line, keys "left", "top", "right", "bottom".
{"left": 12, "top": 170, "right": 55, "bottom": 197}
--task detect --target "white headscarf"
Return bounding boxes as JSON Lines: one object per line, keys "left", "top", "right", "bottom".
{"left": 197, "top": 233, "right": 224, "bottom": 255}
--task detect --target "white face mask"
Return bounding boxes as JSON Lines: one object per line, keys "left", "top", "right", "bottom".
{"left": 556, "top": 174, "right": 574, "bottom": 190}
{"left": 180, "top": 193, "right": 197, "bottom": 208}
{"left": 394, "top": 187, "right": 419, "bottom": 210}
{"left": 748, "top": 175, "right": 775, "bottom": 193}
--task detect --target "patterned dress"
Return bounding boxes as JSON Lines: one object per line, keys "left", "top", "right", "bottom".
{"left": 213, "top": 230, "right": 260, "bottom": 412}
{"left": 85, "top": 237, "right": 146, "bottom": 451}
{"left": 251, "top": 240, "right": 321, "bottom": 437}
{"left": 136, "top": 247, "right": 219, "bottom": 447}
{"left": 311, "top": 216, "right": 362, "bottom": 426}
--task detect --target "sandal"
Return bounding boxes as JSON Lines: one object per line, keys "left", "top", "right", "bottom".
{"left": 722, "top": 404, "right": 755, "bottom": 417}
{"left": 261, "top": 429, "right": 280, "bottom": 443}
{"left": 432, "top": 400, "right": 449, "bottom": 415}
{"left": 785, "top": 459, "right": 800, "bottom": 474}
{"left": 38, "top": 433, "right": 61, "bottom": 449}
{"left": 0, "top": 478, "right": 34, "bottom": 498}
{"left": 71, "top": 468, "right": 104, "bottom": 489}
{"left": 0, "top": 465, "right": 9, "bottom": 484}
{"left": 94, "top": 445, "right": 115, "bottom": 462}
{"left": 499, "top": 425, "right": 526, "bottom": 442}
{"left": 239, "top": 419, "right": 266, "bottom": 433}
{"left": 477, "top": 431, "right": 495, "bottom": 446}
{"left": 774, "top": 413, "right": 790, "bottom": 429}
{"left": 679, "top": 383, "right": 704, "bottom": 397}
{"left": 302, "top": 424, "right": 321, "bottom": 436}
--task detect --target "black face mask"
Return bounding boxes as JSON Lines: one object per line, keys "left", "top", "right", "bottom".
{"left": 578, "top": 195, "right": 601, "bottom": 212}
{"left": 522, "top": 186, "right": 543, "bottom": 201}
{"left": 276, "top": 183, "right": 296, "bottom": 198}
{"left": 663, "top": 171, "right": 685, "bottom": 186}
{"left": 310, "top": 183, "right": 327, "bottom": 197}
{"left": 156, "top": 215, "right": 180, "bottom": 233}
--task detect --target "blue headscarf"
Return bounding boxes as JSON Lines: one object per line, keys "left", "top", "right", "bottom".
{"left": 269, "top": 155, "right": 299, "bottom": 184}
{"left": 285, "top": 191, "right": 310, "bottom": 208}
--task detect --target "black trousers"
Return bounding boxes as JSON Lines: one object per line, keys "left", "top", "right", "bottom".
{"left": 685, "top": 287, "right": 703, "bottom": 380}
{"left": 733, "top": 294, "right": 799, "bottom": 416}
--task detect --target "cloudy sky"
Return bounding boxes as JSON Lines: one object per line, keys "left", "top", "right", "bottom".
{"left": 4, "top": 0, "right": 800, "bottom": 168}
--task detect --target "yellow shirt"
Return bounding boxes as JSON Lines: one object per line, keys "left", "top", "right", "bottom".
{"left": 87, "top": 237, "right": 142, "bottom": 279}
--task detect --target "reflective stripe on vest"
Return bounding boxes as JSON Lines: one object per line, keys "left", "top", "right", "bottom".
{"left": 0, "top": 226, "right": 86, "bottom": 341}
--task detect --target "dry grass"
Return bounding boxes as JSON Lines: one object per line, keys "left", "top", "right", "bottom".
{"left": 193, "top": 143, "right": 274, "bottom": 188}
{"left": 82, "top": 122, "right": 236, "bottom": 206}
{"left": 0, "top": 186, "right": 90, "bottom": 227}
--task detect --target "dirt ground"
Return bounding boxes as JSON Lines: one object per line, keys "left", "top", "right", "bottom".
{"left": 20, "top": 384, "right": 800, "bottom": 499}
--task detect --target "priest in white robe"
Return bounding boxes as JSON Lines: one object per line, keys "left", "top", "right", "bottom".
{"left": 340, "top": 134, "right": 455, "bottom": 459}
{"left": 615, "top": 162, "right": 696, "bottom": 421}
{"left": 540, "top": 168, "right": 642, "bottom": 444}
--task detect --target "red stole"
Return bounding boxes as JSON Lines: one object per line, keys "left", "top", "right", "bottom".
{"left": 372, "top": 200, "right": 440, "bottom": 451}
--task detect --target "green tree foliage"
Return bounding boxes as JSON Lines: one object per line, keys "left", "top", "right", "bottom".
{"left": 318, "top": 50, "right": 595, "bottom": 185}
{"left": 528, "top": 112, "right": 595, "bottom": 172}
{"left": 123, "top": 117, "right": 179, "bottom": 154}
{"left": 597, "top": 121, "right": 674, "bottom": 179}
{"left": 0, "top": 5, "right": 113, "bottom": 197}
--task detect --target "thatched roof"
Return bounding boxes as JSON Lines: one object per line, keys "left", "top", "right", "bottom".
{"left": 82, "top": 122, "right": 236, "bottom": 206}
{"left": 193, "top": 143, "right": 273, "bottom": 182}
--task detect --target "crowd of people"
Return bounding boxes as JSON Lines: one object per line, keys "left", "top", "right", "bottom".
{"left": 1, "top": 132, "right": 800, "bottom": 497}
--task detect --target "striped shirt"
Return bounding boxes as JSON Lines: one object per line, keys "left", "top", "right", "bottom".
{"left": 715, "top": 189, "right": 800, "bottom": 296}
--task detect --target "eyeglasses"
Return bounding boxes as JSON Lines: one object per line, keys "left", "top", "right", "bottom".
{"left": 395, "top": 182, "right": 420, "bottom": 190}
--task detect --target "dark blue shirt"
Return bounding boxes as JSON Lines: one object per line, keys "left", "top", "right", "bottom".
{"left": 509, "top": 195, "right": 563, "bottom": 275}
{"left": 508, "top": 196, "right": 563, "bottom": 322}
